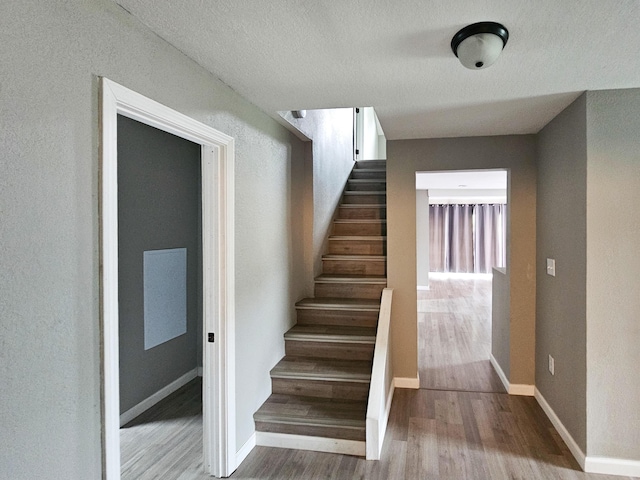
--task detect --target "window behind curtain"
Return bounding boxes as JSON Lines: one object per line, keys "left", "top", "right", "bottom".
{"left": 429, "top": 204, "right": 506, "bottom": 274}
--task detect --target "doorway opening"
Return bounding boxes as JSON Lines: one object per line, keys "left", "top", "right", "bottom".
{"left": 100, "top": 78, "right": 236, "bottom": 479}
{"left": 415, "top": 169, "right": 507, "bottom": 393}
{"left": 117, "top": 115, "right": 202, "bottom": 478}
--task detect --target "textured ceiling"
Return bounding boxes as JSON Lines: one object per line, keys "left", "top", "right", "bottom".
{"left": 113, "top": 0, "right": 640, "bottom": 140}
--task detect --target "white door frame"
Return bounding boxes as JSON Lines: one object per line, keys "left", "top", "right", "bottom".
{"left": 100, "top": 77, "right": 236, "bottom": 479}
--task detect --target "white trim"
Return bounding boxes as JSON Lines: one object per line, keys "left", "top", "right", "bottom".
{"left": 584, "top": 456, "right": 640, "bottom": 477}
{"left": 508, "top": 384, "right": 535, "bottom": 396}
{"left": 120, "top": 369, "right": 198, "bottom": 426}
{"left": 100, "top": 75, "right": 120, "bottom": 480}
{"left": 366, "top": 288, "right": 394, "bottom": 460}
{"left": 535, "top": 388, "right": 640, "bottom": 477}
{"left": 489, "top": 354, "right": 534, "bottom": 396}
{"left": 394, "top": 376, "right": 420, "bottom": 389}
{"left": 490, "top": 354, "right": 510, "bottom": 392}
{"left": 364, "top": 378, "right": 395, "bottom": 460}
{"left": 100, "top": 78, "right": 236, "bottom": 479}
{"left": 534, "top": 388, "right": 586, "bottom": 470}
{"left": 384, "top": 383, "right": 395, "bottom": 426}
{"left": 235, "top": 433, "right": 256, "bottom": 468}
{"left": 256, "top": 432, "right": 366, "bottom": 457}
{"left": 417, "top": 285, "right": 430, "bottom": 291}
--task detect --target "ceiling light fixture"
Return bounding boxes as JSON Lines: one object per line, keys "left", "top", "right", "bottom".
{"left": 451, "top": 22, "right": 509, "bottom": 70}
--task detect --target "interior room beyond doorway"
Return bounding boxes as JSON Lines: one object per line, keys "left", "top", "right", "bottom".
{"left": 416, "top": 170, "right": 507, "bottom": 393}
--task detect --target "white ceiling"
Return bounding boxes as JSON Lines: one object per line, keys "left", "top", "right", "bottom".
{"left": 112, "top": 0, "right": 640, "bottom": 140}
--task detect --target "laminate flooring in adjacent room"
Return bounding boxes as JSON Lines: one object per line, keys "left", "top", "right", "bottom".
{"left": 120, "top": 378, "right": 203, "bottom": 480}
{"left": 418, "top": 273, "right": 506, "bottom": 393}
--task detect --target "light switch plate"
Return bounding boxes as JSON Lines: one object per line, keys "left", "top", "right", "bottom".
{"left": 546, "top": 258, "right": 556, "bottom": 277}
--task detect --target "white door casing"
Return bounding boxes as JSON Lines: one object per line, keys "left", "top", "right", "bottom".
{"left": 100, "top": 77, "right": 236, "bottom": 478}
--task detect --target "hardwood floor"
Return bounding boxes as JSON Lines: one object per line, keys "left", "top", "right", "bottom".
{"left": 120, "top": 378, "right": 203, "bottom": 480}
{"left": 234, "top": 388, "right": 635, "bottom": 480}
{"left": 120, "top": 380, "right": 636, "bottom": 480}
{"left": 120, "top": 274, "right": 638, "bottom": 479}
{"left": 418, "top": 273, "right": 505, "bottom": 393}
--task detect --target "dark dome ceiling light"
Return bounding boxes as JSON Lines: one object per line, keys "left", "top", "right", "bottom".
{"left": 451, "top": 22, "right": 509, "bottom": 70}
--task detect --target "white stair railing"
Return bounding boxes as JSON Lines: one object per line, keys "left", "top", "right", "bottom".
{"left": 365, "top": 288, "right": 394, "bottom": 460}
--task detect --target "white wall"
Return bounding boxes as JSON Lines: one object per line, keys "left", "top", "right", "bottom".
{"left": 356, "top": 107, "right": 387, "bottom": 160}
{"left": 363, "top": 107, "right": 380, "bottom": 159}
{"left": 0, "top": 1, "right": 306, "bottom": 477}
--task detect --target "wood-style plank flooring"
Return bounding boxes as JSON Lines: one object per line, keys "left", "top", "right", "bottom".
{"left": 418, "top": 273, "right": 505, "bottom": 393}
{"left": 121, "top": 381, "right": 635, "bottom": 480}
{"left": 120, "top": 274, "right": 637, "bottom": 479}
{"left": 120, "top": 379, "right": 203, "bottom": 480}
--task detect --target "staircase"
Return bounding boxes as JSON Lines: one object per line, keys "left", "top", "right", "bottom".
{"left": 254, "top": 160, "right": 387, "bottom": 454}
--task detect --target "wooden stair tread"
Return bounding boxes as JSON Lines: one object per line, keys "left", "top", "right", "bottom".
{"left": 295, "top": 297, "right": 381, "bottom": 311}
{"left": 254, "top": 395, "right": 366, "bottom": 429}
{"left": 355, "top": 160, "right": 385, "bottom": 166}
{"left": 333, "top": 219, "right": 386, "bottom": 223}
{"left": 271, "top": 356, "right": 371, "bottom": 382}
{"left": 315, "top": 274, "right": 386, "bottom": 283}
{"left": 339, "top": 204, "right": 387, "bottom": 208}
{"left": 323, "top": 254, "right": 386, "bottom": 261}
{"left": 350, "top": 168, "right": 386, "bottom": 173}
{"left": 344, "top": 189, "right": 386, "bottom": 192}
{"left": 328, "top": 235, "right": 386, "bottom": 240}
{"left": 335, "top": 218, "right": 386, "bottom": 222}
{"left": 285, "top": 324, "right": 376, "bottom": 342}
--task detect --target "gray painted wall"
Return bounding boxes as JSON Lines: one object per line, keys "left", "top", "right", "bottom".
{"left": 386, "top": 137, "right": 536, "bottom": 384}
{"left": 536, "top": 89, "right": 640, "bottom": 462}
{"left": 117, "top": 116, "right": 200, "bottom": 413}
{"left": 585, "top": 89, "right": 640, "bottom": 460}
{"left": 536, "top": 94, "right": 588, "bottom": 451}
{"left": 416, "top": 189, "right": 430, "bottom": 287}
{"left": 0, "top": 1, "right": 306, "bottom": 478}
{"left": 280, "top": 109, "right": 355, "bottom": 279}
{"left": 491, "top": 267, "right": 510, "bottom": 379}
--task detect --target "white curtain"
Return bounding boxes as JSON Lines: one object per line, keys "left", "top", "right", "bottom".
{"left": 429, "top": 204, "right": 506, "bottom": 274}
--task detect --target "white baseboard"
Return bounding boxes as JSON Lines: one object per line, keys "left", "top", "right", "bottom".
{"left": 394, "top": 375, "right": 420, "bottom": 389}
{"left": 534, "top": 388, "right": 586, "bottom": 469}
{"left": 119, "top": 368, "right": 198, "bottom": 426}
{"left": 489, "top": 354, "right": 534, "bottom": 396}
{"left": 236, "top": 432, "right": 256, "bottom": 468}
{"left": 256, "top": 432, "right": 365, "bottom": 457}
{"left": 535, "top": 388, "right": 640, "bottom": 477}
{"left": 585, "top": 456, "right": 640, "bottom": 477}
{"left": 489, "top": 354, "right": 510, "bottom": 392}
